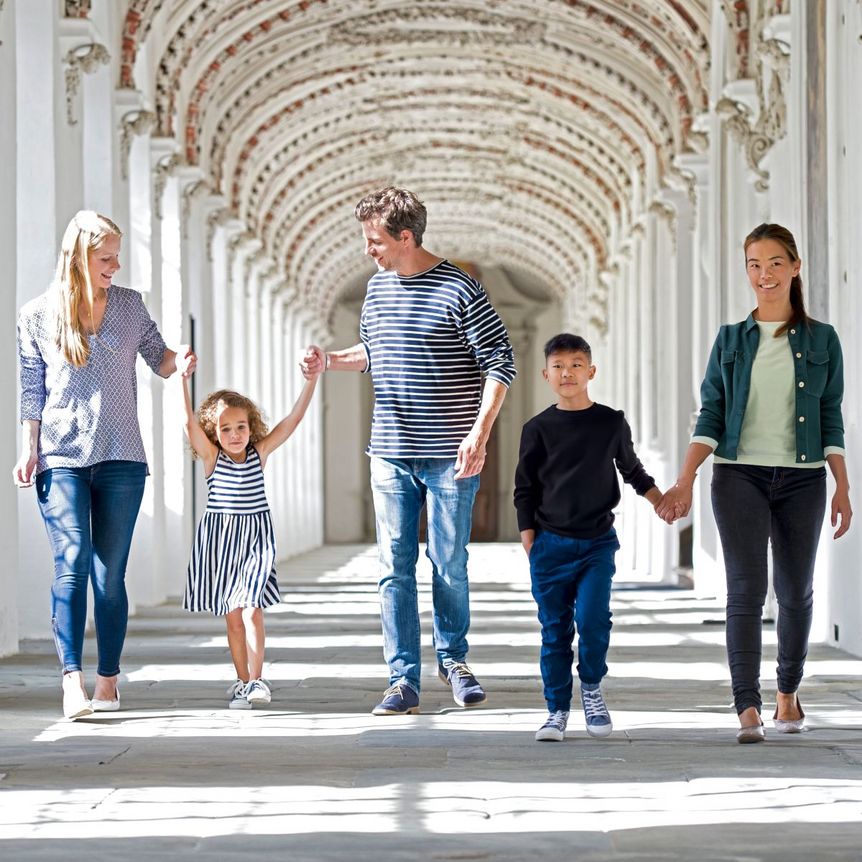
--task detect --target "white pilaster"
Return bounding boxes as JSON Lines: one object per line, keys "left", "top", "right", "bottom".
{"left": 15, "top": 0, "right": 60, "bottom": 641}
{"left": 0, "top": 0, "right": 20, "bottom": 655}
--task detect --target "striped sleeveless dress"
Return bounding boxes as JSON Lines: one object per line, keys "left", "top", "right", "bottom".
{"left": 183, "top": 444, "right": 281, "bottom": 614}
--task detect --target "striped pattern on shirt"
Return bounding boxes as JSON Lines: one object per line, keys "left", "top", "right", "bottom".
{"left": 205, "top": 446, "right": 269, "bottom": 514}
{"left": 360, "top": 260, "right": 516, "bottom": 458}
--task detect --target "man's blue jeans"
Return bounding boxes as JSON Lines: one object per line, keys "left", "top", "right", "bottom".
{"left": 529, "top": 527, "right": 620, "bottom": 712}
{"left": 370, "top": 457, "right": 480, "bottom": 693}
{"left": 36, "top": 460, "right": 147, "bottom": 677}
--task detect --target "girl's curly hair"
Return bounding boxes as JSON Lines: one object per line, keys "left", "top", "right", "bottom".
{"left": 196, "top": 389, "right": 269, "bottom": 454}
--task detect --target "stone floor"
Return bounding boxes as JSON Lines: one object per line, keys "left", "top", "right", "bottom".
{"left": 1, "top": 543, "right": 862, "bottom": 861}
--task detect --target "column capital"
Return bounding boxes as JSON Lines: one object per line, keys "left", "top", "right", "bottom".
{"left": 60, "top": 30, "right": 110, "bottom": 126}
{"left": 116, "top": 94, "right": 155, "bottom": 181}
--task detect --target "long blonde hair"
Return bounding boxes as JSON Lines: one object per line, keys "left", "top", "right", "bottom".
{"left": 53, "top": 211, "right": 122, "bottom": 366}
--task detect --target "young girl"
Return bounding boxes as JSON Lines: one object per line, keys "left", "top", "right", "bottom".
{"left": 181, "top": 373, "right": 319, "bottom": 708}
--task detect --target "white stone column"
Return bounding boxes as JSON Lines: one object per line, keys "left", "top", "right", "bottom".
{"left": 308, "top": 317, "right": 327, "bottom": 549}
{"left": 243, "top": 248, "right": 264, "bottom": 403}
{"left": 283, "top": 301, "right": 302, "bottom": 556}
{"left": 323, "top": 301, "right": 368, "bottom": 542}
{"left": 123, "top": 136, "right": 176, "bottom": 612}
{"left": 268, "top": 289, "right": 288, "bottom": 554}
{"left": 209, "top": 215, "right": 243, "bottom": 388}
{"left": 614, "top": 239, "right": 638, "bottom": 579}
{"left": 819, "top": 0, "right": 862, "bottom": 653}
{"left": 227, "top": 233, "right": 256, "bottom": 393}
{"left": 15, "top": 0, "right": 60, "bottom": 641}
{"left": 157, "top": 164, "right": 195, "bottom": 601}
{"left": 0, "top": 0, "right": 20, "bottom": 655}
{"left": 293, "top": 310, "right": 313, "bottom": 553}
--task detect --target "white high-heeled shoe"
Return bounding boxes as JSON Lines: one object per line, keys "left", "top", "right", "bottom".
{"left": 62, "top": 674, "right": 93, "bottom": 720}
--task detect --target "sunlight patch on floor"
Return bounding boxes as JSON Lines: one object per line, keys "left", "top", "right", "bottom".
{"left": 3, "top": 777, "right": 862, "bottom": 839}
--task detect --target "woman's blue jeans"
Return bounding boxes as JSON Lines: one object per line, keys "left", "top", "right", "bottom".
{"left": 529, "top": 527, "right": 620, "bottom": 712}
{"left": 36, "top": 460, "right": 147, "bottom": 677}
{"left": 711, "top": 464, "right": 826, "bottom": 714}
{"left": 370, "top": 457, "right": 480, "bottom": 693}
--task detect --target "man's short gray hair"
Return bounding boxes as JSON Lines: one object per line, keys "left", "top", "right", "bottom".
{"left": 354, "top": 187, "right": 427, "bottom": 246}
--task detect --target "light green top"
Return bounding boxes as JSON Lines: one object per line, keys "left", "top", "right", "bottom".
{"left": 712, "top": 321, "right": 825, "bottom": 468}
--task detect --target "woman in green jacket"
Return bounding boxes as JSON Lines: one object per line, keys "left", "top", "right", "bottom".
{"left": 657, "top": 223, "right": 852, "bottom": 743}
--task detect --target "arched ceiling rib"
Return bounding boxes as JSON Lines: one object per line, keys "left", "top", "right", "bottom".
{"left": 120, "top": 0, "right": 711, "bottom": 328}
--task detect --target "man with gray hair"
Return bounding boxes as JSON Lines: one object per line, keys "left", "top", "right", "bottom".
{"left": 302, "top": 187, "right": 516, "bottom": 715}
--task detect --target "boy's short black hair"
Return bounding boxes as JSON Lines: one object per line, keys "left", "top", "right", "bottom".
{"left": 543, "top": 333, "right": 592, "bottom": 362}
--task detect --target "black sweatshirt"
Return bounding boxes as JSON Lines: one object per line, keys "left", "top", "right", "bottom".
{"left": 514, "top": 403, "right": 656, "bottom": 539}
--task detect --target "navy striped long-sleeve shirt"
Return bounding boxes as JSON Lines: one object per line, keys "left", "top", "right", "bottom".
{"left": 360, "top": 260, "right": 516, "bottom": 458}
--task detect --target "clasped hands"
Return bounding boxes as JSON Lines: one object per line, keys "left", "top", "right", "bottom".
{"left": 653, "top": 482, "right": 693, "bottom": 525}
{"left": 300, "top": 345, "right": 325, "bottom": 379}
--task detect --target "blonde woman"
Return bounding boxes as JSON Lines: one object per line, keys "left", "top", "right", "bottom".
{"left": 14, "top": 211, "right": 196, "bottom": 719}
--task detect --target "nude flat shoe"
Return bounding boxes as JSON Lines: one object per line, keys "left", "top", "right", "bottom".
{"left": 773, "top": 695, "right": 805, "bottom": 733}
{"left": 91, "top": 688, "right": 120, "bottom": 712}
{"left": 736, "top": 721, "right": 766, "bottom": 744}
{"left": 62, "top": 675, "right": 93, "bottom": 720}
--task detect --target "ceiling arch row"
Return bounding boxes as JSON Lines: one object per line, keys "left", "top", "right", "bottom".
{"left": 117, "top": 0, "right": 711, "bottom": 327}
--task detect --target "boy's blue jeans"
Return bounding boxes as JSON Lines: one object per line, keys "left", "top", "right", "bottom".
{"left": 529, "top": 527, "right": 620, "bottom": 712}
{"left": 370, "top": 456, "right": 480, "bottom": 693}
{"left": 36, "top": 460, "right": 147, "bottom": 677}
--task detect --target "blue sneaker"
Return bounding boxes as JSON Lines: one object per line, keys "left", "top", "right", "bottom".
{"left": 535, "top": 710, "right": 569, "bottom": 742}
{"left": 581, "top": 683, "right": 612, "bottom": 737}
{"left": 371, "top": 682, "right": 420, "bottom": 716}
{"left": 438, "top": 661, "right": 487, "bottom": 707}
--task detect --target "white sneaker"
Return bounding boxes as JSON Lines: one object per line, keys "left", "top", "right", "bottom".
{"left": 245, "top": 678, "right": 271, "bottom": 706}
{"left": 227, "top": 679, "right": 251, "bottom": 710}
{"left": 535, "top": 710, "right": 569, "bottom": 742}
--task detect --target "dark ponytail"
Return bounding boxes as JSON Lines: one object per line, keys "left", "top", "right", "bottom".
{"left": 743, "top": 223, "right": 808, "bottom": 337}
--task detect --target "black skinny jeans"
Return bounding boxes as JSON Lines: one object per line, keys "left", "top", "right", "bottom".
{"left": 711, "top": 464, "right": 826, "bottom": 715}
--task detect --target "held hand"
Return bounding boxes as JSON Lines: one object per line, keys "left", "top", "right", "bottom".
{"left": 831, "top": 488, "right": 853, "bottom": 539}
{"left": 12, "top": 450, "right": 38, "bottom": 488}
{"left": 655, "top": 483, "right": 693, "bottom": 524}
{"left": 176, "top": 345, "right": 197, "bottom": 379}
{"left": 454, "top": 433, "right": 486, "bottom": 479}
{"left": 300, "top": 345, "right": 325, "bottom": 380}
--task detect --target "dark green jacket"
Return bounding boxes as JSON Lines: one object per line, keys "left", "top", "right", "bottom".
{"left": 693, "top": 314, "right": 845, "bottom": 463}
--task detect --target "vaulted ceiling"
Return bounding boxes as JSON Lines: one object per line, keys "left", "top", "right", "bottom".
{"left": 116, "top": 1, "right": 711, "bottom": 324}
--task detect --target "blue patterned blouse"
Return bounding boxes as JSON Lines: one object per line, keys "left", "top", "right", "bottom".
{"left": 17, "top": 285, "right": 167, "bottom": 475}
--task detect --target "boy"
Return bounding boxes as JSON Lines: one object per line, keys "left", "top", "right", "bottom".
{"left": 514, "top": 334, "right": 663, "bottom": 742}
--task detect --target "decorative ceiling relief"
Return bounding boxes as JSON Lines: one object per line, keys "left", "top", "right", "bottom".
{"left": 64, "top": 1, "right": 92, "bottom": 17}
{"left": 119, "top": 0, "right": 712, "bottom": 331}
